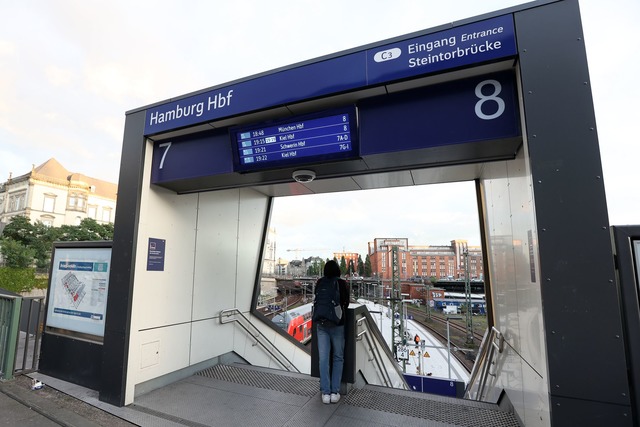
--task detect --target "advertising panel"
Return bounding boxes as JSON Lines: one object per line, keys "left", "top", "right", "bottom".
{"left": 46, "top": 246, "right": 111, "bottom": 338}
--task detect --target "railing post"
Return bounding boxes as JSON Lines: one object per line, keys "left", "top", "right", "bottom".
{"left": 1, "top": 296, "right": 22, "bottom": 380}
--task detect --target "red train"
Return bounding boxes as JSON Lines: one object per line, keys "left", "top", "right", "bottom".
{"left": 272, "top": 303, "right": 313, "bottom": 344}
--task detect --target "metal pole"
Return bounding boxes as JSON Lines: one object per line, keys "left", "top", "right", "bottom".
{"left": 425, "top": 282, "right": 431, "bottom": 321}
{"left": 464, "top": 251, "right": 474, "bottom": 345}
{"left": 447, "top": 318, "right": 452, "bottom": 379}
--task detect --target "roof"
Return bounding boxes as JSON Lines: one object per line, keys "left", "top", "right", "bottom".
{"left": 3, "top": 158, "right": 117, "bottom": 200}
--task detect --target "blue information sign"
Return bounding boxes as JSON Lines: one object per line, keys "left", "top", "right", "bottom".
{"left": 231, "top": 108, "right": 358, "bottom": 172}
{"left": 147, "top": 238, "right": 166, "bottom": 271}
{"left": 366, "top": 14, "right": 515, "bottom": 85}
{"left": 144, "top": 15, "right": 516, "bottom": 136}
{"left": 233, "top": 112, "right": 356, "bottom": 171}
{"left": 151, "top": 70, "right": 519, "bottom": 184}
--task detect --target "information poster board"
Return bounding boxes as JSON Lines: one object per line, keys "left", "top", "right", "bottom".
{"left": 46, "top": 245, "right": 111, "bottom": 338}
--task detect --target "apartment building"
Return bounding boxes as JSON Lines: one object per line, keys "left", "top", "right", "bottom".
{"left": 0, "top": 158, "right": 117, "bottom": 228}
{"left": 368, "top": 237, "right": 483, "bottom": 281}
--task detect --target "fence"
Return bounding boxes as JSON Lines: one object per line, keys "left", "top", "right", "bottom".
{"left": 0, "top": 293, "right": 45, "bottom": 380}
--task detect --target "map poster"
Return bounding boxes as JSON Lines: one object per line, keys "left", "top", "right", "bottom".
{"left": 46, "top": 246, "right": 111, "bottom": 338}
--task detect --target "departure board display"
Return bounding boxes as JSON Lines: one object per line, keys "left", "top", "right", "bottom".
{"left": 231, "top": 107, "right": 358, "bottom": 172}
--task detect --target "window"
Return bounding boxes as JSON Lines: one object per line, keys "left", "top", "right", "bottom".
{"left": 43, "top": 195, "right": 56, "bottom": 213}
{"left": 87, "top": 205, "right": 97, "bottom": 219}
{"left": 102, "top": 208, "right": 112, "bottom": 222}
{"left": 68, "top": 192, "right": 87, "bottom": 211}
{"left": 40, "top": 215, "right": 55, "bottom": 227}
{"left": 9, "top": 192, "right": 26, "bottom": 212}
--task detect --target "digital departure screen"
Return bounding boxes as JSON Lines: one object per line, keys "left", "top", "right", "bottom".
{"left": 231, "top": 107, "right": 358, "bottom": 172}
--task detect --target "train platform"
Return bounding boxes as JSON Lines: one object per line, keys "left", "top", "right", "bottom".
{"left": 1, "top": 363, "right": 521, "bottom": 426}
{"left": 358, "top": 299, "right": 470, "bottom": 384}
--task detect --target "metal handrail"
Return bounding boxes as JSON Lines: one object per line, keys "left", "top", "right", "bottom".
{"left": 356, "top": 316, "right": 394, "bottom": 387}
{"left": 219, "top": 308, "right": 300, "bottom": 373}
{"left": 355, "top": 311, "right": 409, "bottom": 390}
{"left": 464, "top": 326, "right": 504, "bottom": 400}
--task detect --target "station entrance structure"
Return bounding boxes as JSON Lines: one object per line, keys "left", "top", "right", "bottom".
{"left": 68, "top": 1, "right": 635, "bottom": 425}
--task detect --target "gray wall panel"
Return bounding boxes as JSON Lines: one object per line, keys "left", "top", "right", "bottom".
{"left": 516, "top": 0, "right": 630, "bottom": 414}
{"left": 101, "top": 110, "right": 147, "bottom": 406}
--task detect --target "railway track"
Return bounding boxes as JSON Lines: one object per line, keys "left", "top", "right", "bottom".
{"left": 406, "top": 306, "right": 485, "bottom": 373}
{"left": 258, "top": 294, "right": 305, "bottom": 317}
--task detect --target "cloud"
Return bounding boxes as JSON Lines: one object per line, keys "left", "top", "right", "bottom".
{"left": 0, "top": 0, "right": 637, "bottom": 227}
{"left": 271, "top": 182, "right": 481, "bottom": 261}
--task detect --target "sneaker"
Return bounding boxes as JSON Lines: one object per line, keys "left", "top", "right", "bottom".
{"left": 330, "top": 393, "right": 340, "bottom": 403}
{"left": 322, "top": 394, "right": 331, "bottom": 404}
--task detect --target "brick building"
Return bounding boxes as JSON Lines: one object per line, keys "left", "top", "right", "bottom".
{"left": 333, "top": 251, "right": 360, "bottom": 273}
{"left": 368, "top": 237, "right": 483, "bottom": 281}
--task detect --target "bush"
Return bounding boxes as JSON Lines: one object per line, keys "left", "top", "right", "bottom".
{"left": 34, "top": 274, "right": 49, "bottom": 289}
{"left": 0, "top": 238, "right": 36, "bottom": 268}
{"left": 0, "top": 267, "right": 38, "bottom": 293}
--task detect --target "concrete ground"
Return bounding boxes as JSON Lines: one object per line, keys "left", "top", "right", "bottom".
{"left": 0, "top": 374, "right": 136, "bottom": 427}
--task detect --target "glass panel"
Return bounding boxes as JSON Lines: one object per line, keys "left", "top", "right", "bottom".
{"left": 255, "top": 182, "right": 483, "bottom": 348}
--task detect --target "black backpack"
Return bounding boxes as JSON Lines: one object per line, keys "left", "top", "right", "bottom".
{"left": 312, "top": 277, "right": 342, "bottom": 325}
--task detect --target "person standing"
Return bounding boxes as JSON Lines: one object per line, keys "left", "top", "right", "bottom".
{"left": 313, "top": 260, "right": 349, "bottom": 404}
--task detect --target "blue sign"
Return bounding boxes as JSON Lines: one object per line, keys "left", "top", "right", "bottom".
{"left": 231, "top": 108, "right": 358, "bottom": 172}
{"left": 147, "top": 238, "right": 166, "bottom": 271}
{"left": 360, "top": 70, "right": 519, "bottom": 155}
{"left": 144, "top": 15, "right": 516, "bottom": 136}
{"left": 151, "top": 70, "right": 519, "bottom": 184}
{"left": 59, "top": 261, "right": 95, "bottom": 271}
{"left": 144, "top": 55, "right": 366, "bottom": 136}
{"left": 403, "top": 373, "right": 465, "bottom": 397}
{"left": 366, "top": 14, "right": 515, "bottom": 85}
{"left": 151, "top": 130, "right": 232, "bottom": 184}
{"left": 54, "top": 307, "right": 103, "bottom": 320}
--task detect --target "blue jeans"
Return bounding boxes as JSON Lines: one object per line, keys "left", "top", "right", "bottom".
{"left": 316, "top": 323, "right": 344, "bottom": 395}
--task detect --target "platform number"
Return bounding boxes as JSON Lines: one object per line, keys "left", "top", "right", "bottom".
{"left": 159, "top": 142, "right": 172, "bottom": 169}
{"left": 475, "top": 79, "right": 505, "bottom": 120}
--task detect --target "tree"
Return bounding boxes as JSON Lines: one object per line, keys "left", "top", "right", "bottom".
{"left": 357, "top": 255, "right": 365, "bottom": 276}
{"left": 0, "top": 216, "right": 52, "bottom": 268}
{"left": 56, "top": 218, "right": 114, "bottom": 242}
{"left": 364, "top": 254, "right": 372, "bottom": 277}
{"left": 31, "top": 221, "right": 57, "bottom": 268}
{"left": 1, "top": 216, "right": 114, "bottom": 269}
{"left": 339, "top": 256, "right": 347, "bottom": 276}
{"left": 1, "top": 215, "right": 34, "bottom": 245}
{"left": 306, "top": 257, "right": 325, "bottom": 277}
{"left": 0, "top": 238, "right": 36, "bottom": 268}
{"left": 78, "top": 218, "right": 114, "bottom": 240}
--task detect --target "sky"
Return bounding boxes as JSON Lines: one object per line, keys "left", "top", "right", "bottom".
{"left": 1, "top": 1, "right": 638, "bottom": 261}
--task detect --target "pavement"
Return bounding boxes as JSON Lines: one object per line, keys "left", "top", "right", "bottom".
{"left": 0, "top": 374, "right": 136, "bottom": 427}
